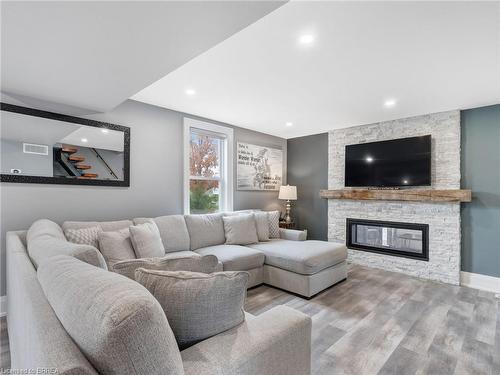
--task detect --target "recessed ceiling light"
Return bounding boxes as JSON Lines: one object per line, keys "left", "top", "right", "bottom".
{"left": 286, "top": 122, "right": 293, "bottom": 127}
{"left": 185, "top": 88, "right": 196, "bottom": 96}
{"left": 81, "top": 138, "right": 88, "bottom": 143}
{"left": 365, "top": 156, "right": 374, "bottom": 163}
{"left": 101, "top": 129, "right": 109, "bottom": 134}
{"left": 384, "top": 99, "right": 397, "bottom": 108}
{"left": 298, "top": 34, "right": 315, "bottom": 45}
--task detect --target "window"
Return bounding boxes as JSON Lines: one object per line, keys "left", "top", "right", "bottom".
{"left": 184, "top": 118, "right": 233, "bottom": 214}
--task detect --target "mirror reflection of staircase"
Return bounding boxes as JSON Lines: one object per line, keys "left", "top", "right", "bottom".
{"left": 54, "top": 145, "right": 99, "bottom": 179}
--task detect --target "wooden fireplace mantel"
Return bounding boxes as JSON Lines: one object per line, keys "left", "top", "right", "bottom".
{"left": 319, "top": 189, "right": 472, "bottom": 203}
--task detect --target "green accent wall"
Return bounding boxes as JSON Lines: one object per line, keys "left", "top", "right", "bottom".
{"left": 461, "top": 104, "right": 500, "bottom": 277}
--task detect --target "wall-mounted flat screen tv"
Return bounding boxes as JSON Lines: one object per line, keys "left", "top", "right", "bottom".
{"left": 345, "top": 135, "right": 431, "bottom": 187}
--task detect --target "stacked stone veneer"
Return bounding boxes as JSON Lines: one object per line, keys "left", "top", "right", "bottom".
{"left": 328, "top": 110, "right": 461, "bottom": 284}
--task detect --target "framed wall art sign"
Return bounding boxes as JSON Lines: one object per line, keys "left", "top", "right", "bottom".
{"left": 236, "top": 142, "right": 282, "bottom": 191}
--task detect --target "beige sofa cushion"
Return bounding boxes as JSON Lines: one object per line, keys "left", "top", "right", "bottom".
{"left": 27, "top": 219, "right": 107, "bottom": 270}
{"left": 248, "top": 239, "right": 348, "bottom": 275}
{"left": 37, "top": 255, "right": 183, "bottom": 375}
{"left": 135, "top": 269, "right": 249, "bottom": 350}
{"left": 129, "top": 222, "right": 165, "bottom": 258}
{"left": 195, "top": 245, "right": 265, "bottom": 271}
{"left": 222, "top": 214, "right": 258, "bottom": 245}
{"left": 133, "top": 215, "right": 190, "bottom": 252}
{"left": 98, "top": 229, "right": 136, "bottom": 269}
{"left": 184, "top": 213, "right": 225, "bottom": 250}
{"left": 113, "top": 254, "right": 219, "bottom": 280}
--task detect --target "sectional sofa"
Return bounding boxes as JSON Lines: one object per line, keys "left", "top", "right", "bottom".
{"left": 6, "top": 211, "right": 347, "bottom": 374}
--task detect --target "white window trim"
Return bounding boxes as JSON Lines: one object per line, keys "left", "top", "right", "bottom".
{"left": 183, "top": 118, "right": 234, "bottom": 214}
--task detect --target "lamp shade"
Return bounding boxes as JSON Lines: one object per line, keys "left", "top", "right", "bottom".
{"left": 279, "top": 185, "right": 297, "bottom": 200}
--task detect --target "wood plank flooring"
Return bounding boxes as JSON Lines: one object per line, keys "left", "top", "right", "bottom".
{"left": 245, "top": 264, "right": 500, "bottom": 375}
{"left": 0, "top": 315, "right": 10, "bottom": 369}
{"left": 1, "top": 264, "right": 498, "bottom": 374}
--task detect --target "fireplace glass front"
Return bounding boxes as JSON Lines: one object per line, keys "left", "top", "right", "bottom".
{"left": 346, "top": 218, "right": 429, "bottom": 261}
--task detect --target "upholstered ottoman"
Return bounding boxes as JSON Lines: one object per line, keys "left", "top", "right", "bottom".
{"left": 249, "top": 240, "right": 348, "bottom": 298}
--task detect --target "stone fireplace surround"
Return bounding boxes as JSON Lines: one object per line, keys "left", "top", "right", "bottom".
{"left": 328, "top": 110, "right": 461, "bottom": 285}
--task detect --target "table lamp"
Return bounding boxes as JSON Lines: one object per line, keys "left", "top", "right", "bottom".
{"left": 279, "top": 185, "right": 297, "bottom": 224}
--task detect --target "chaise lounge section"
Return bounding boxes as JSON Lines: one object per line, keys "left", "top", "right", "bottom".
{"left": 250, "top": 239, "right": 348, "bottom": 297}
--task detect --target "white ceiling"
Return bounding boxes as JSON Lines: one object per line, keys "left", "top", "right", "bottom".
{"left": 1, "top": 110, "right": 76, "bottom": 145}
{"left": 133, "top": 1, "right": 500, "bottom": 139}
{"left": 1, "top": 1, "right": 286, "bottom": 113}
{"left": 1, "top": 110, "right": 124, "bottom": 151}
{"left": 60, "top": 127, "right": 124, "bottom": 152}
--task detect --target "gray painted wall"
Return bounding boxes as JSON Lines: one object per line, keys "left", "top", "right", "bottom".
{"left": 461, "top": 104, "right": 500, "bottom": 278}
{"left": 0, "top": 96, "right": 286, "bottom": 295}
{"left": 1, "top": 139, "right": 53, "bottom": 176}
{"left": 287, "top": 133, "right": 328, "bottom": 240}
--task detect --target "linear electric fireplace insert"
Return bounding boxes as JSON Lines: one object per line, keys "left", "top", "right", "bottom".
{"left": 346, "top": 218, "right": 429, "bottom": 261}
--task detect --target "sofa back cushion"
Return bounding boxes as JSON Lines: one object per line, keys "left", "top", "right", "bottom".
{"left": 133, "top": 215, "right": 190, "bottom": 253}
{"left": 27, "top": 219, "right": 107, "bottom": 270}
{"left": 135, "top": 269, "right": 249, "bottom": 350}
{"left": 37, "top": 255, "right": 184, "bottom": 375}
{"left": 113, "top": 254, "right": 219, "bottom": 280}
{"left": 184, "top": 213, "right": 225, "bottom": 250}
{"left": 62, "top": 220, "right": 133, "bottom": 233}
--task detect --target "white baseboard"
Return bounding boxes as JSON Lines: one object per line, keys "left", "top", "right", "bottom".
{"left": 0, "top": 295, "right": 6, "bottom": 317}
{"left": 460, "top": 271, "right": 500, "bottom": 294}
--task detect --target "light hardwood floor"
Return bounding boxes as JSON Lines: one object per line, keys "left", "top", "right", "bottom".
{"left": 1, "top": 264, "right": 498, "bottom": 374}
{"left": 245, "top": 265, "right": 500, "bottom": 375}
{"left": 1, "top": 315, "right": 9, "bottom": 369}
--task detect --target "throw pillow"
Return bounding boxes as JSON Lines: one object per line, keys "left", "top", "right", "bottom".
{"left": 113, "top": 254, "right": 219, "bottom": 280}
{"left": 98, "top": 229, "right": 136, "bottom": 269}
{"left": 222, "top": 213, "right": 259, "bottom": 245}
{"left": 135, "top": 269, "right": 249, "bottom": 349}
{"left": 268, "top": 210, "right": 281, "bottom": 238}
{"left": 133, "top": 215, "right": 191, "bottom": 253}
{"left": 65, "top": 226, "right": 103, "bottom": 248}
{"left": 129, "top": 222, "right": 165, "bottom": 258}
{"left": 254, "top": 212, "right": 270, "bottom": 242}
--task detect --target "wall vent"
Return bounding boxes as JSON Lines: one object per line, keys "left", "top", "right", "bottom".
{"left": 23, "top": 143, "right": 49, "bottom": 155}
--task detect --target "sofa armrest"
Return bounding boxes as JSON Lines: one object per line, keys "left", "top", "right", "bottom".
{"left": 181, "top": 305, "right": 312, "bottom": 375}
{"left": 279, "top": 228, "right": 307, "bottom": 241}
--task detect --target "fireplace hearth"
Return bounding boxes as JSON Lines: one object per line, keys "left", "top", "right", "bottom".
{"left": 346, "top": 218, "right": 429, "bottom": 261}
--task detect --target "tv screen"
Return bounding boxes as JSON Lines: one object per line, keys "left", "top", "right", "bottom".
{"left": 345, "top": 135, "right": 431, "bottom": 187}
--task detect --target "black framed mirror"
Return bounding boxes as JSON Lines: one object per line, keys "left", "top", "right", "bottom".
{"left": 0, "top": 103, "right": 130, "bottom": 187}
